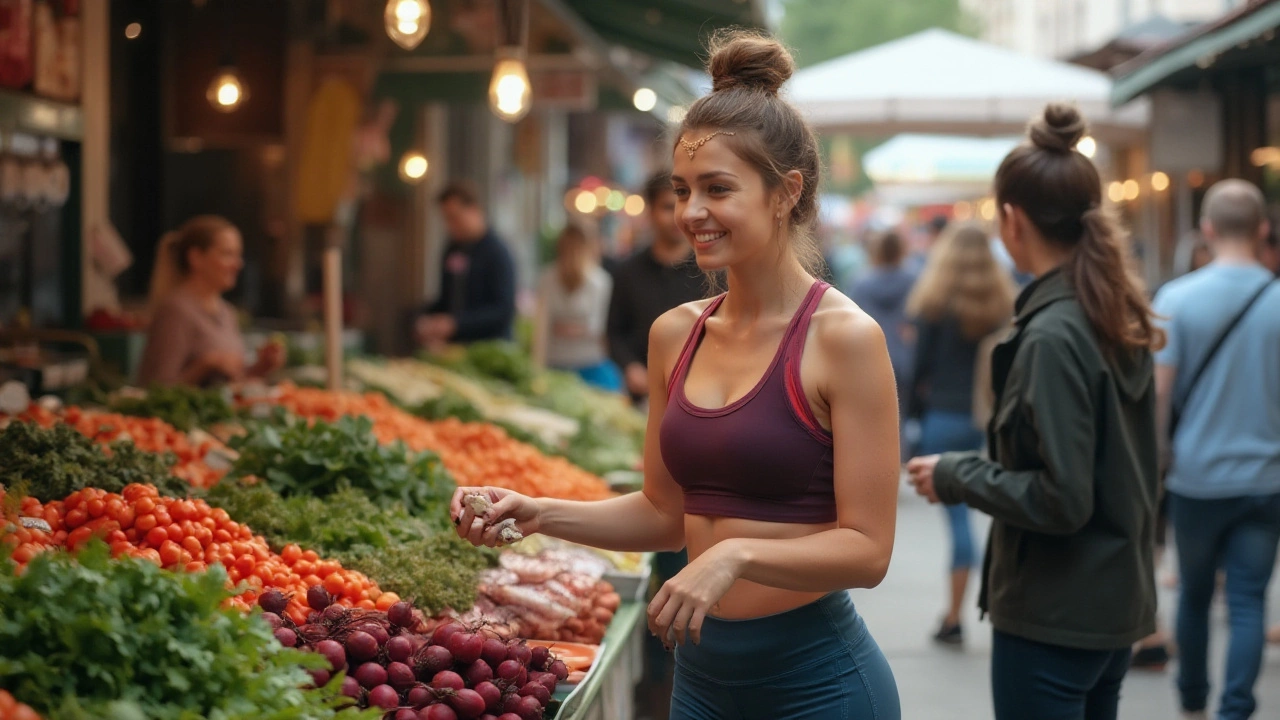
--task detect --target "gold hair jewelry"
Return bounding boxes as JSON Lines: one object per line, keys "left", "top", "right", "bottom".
{"left": 679, "top": 131, "right": 735, "bottom": 159}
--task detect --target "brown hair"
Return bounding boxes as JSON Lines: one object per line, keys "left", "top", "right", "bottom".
{"left": 644, "top": 171, "right": 673, "bottom": 206}
{"left": 868, "top": 230, "right": 905, "bottom": 268}
{"left": 172, "top": 215, "right": 237, "bottom": 276}
{"left": 437, "top": 179, "right": 481, "bottom": 207}
{"left": 907, "top": 223, "right": 1016, "bottom": 340}
{"left": 676, "top": 29, "right": 825, "bottom": 277}
{"left": 994, "top": 103, "right": 1163, "bottom": 356}
{"left": 555, "top": 222, "right": 595, "bottom": 293}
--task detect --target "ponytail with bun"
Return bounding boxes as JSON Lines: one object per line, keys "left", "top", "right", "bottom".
{"left": 678, "top": 29, "right": 824, "bottom": 277}
{"left": 995, "top": 103, "right": 1163, "bottom": 357}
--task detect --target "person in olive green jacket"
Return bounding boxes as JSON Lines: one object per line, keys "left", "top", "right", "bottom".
{"left": 907, "top": 103, "right": 1164, "bottom": 720}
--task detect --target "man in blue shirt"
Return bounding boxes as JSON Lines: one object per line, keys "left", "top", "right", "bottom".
{"left": 1153, "top": 179, "right": 1280, "bottom": 720}
{"left": 416, "top": 181, "right": 516, "bottom": 350}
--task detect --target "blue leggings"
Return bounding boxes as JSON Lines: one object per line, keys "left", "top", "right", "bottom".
{"left": 670, "top": 592, "right": 901, "bottom": 720}
{"left": 918, "top": 410, "right": 985, "bottom": 569}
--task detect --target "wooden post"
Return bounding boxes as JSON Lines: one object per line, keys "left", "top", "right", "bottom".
{"left": 323, "top": 224, "right": 343, "bottom": 390}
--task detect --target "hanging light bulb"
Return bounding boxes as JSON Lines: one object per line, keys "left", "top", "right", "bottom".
{"left": 489, "top": 47, "right": 531, "bottom": 123}
{"left": 385, "top": 0, "right": 430, "bottom": 50}
{"left": 207, "top": 66, "right": 248, "bottom": 113}
{"left": 399, "top": 151, "right": 429, "bottom": 183}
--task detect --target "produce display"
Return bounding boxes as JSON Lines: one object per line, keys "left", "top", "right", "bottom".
{"left": 106, "top": 383, "right": 237, "bottom": 431}
{"left": 0, "top": 691, "right": 40, "bottom": 720}
{"left": 272, "top": 587, "right": 570, "bottom": 719}
{"left": 0, "top": 543, "right": 377, "bottom": 720}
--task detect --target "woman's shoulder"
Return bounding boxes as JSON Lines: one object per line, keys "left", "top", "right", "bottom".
{"left": 812, "top": 288, "right": 884, "bottom": 351}
{"left": 649, "top": 297, "right": 716, "bottom": 349}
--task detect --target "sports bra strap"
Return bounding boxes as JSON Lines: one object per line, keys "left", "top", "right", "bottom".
{"left": 666, "top": 295, "right": 727, "bottom": 398}
{"left": 784, "top": 282, "right": 832, "bottom": 441}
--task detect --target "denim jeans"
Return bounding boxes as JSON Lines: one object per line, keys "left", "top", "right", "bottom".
{"left": 991, "top": 630, "right": 1133, "bottom": 720}
{"left": 1169, "top": 492, "right": 1280, "bottom": 719}
{"left": 670, "top": 592, "right": 900, "bottom": 720}
{"left": 918, "top": 410, "right": 985, "bottom": 569}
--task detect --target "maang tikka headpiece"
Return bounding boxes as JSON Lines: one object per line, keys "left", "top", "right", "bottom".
{"left": 679, "top": 131, "right": 735, "bottom": 159}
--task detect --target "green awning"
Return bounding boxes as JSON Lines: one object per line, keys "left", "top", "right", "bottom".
{"left": 1111, "top": 1, "right": 1280, "bottom": 105}
{"left": 562, "top": 0, "right": 766, "bottom": 68}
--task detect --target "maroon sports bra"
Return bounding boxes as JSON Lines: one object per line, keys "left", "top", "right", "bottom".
{"left": 659, "top": 281, "right": 836, "bottom": 524}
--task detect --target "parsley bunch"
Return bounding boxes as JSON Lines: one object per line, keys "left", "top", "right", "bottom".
{"left": 108, "top": 384, "right": 236, "bottom": 431}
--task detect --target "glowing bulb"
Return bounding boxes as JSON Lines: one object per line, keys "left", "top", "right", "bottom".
{"left": 1108, "top": 181, "right": 1125, "bottom": 203}
{"left": 624, "top": 194, "right": 646, "bottom": 216}
{"left": 979, "top": 198, "right": 996, "bottom": 221}
{"left": 385, "top": 0, "right": 430, "bottom": 50}
{"left": 207, "top": 69, "right": 247, "bottom": 112}
{"left": 574, "top": 190, "right": 598, "bottom": 214}
{"left": 489, "top": 52, "right": 531, "bottom": 123}
{"left": 1122, "top": 179, "right": 1140, "bottom": 201}
{"left": 633, "top": 88, "right": 657, "bottom": 112}
{"left": 125, "top": 22, "right": 141, "bottom": 40}
{"left": 1150, "top": 171, "right": 1170, "bottom": 192}
{"left": 593, "top": 186, "right": 611, "bottom": 205}
{"left": 606, "top": 190, "right": 626, "bottom": 212}
{"left": 399, "top": 151, "right": 428, "bottom": 183}
{"left": 1076, "top": 136, "right": 1097, "bottom": 159}
{"left": 953, "top": 201, "right": 972, "bottom": 221}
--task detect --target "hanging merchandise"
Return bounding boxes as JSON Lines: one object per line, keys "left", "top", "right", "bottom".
{"left": 383, "top": 0, "right": 429, "bottom": 50}
{"left": 488, "top": 0, "right": 530, "bottom": 123}
{"left": 0, "top": 0, "right": 34, "bottom": 90}
{"left": 32, "top": 0, "right": 80, "bottom": 102}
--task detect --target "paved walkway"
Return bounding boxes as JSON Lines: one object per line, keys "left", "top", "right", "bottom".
{"left": 853, "top": 485, "right": 1280, "bottom": 720}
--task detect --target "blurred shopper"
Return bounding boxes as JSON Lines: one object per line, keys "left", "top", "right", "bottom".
{"left": 1260, "top": 207, "right": 1280, "bottom": 276}
{"left": 415, "top": 181, "right": 516, "bottom": 350}
{"left": 531, "top": 223, "right": 620, "bottom": 391}
{"left": 850, "top": 230, "right": 917, "bottom": 419}
{"left": 1153, "top": 180, "right": 1280, "bottom": 720}
{"left": 905, "top": 223, "right": 1016, "bottom": 646}
{"left": 606, "top": 171, "right": 704, "bottom": 406}
{"left": 906, "top": 214, "right": 948, "bottom": 275}
{"left": 138, "top": 215, "right": 284, "bottom": 387}
{"left": 907, "top": 104, "right": 1163, "bottom": 720}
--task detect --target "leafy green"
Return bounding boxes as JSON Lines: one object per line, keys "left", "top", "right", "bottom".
{"left": 108, "top": 385, "right": 236, "bottom": 431}
{"left": 0, "top": 542, "right": 380, "bottom": 720}
{"left": 227, "top": 415, "right": 454, "bottom": 517}
{"left": 0, "top": 422, "right": 191, "bottom": 502}
{"left": 204, "top": 480, "right": 496, "bottom": 613}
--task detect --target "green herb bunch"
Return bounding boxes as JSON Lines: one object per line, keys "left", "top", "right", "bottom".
{"left": 109, "top": 384, "right": 236, "bottom": 431}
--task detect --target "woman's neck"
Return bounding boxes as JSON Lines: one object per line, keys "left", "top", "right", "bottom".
{"left": 721, "top": 251, "right": 812, "bottom": 324}
{"left": 179, "top": 277, "right": 223, "bottom": 308}
{"left": 1027, "top": 244, "right": 1073, "bottom": 278}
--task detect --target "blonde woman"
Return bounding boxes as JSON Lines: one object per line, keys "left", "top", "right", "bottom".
{"left": 905, "top": 222, "right": 1016, "bottom": 645}
{"left": 532, "top": 223, "right": 621, "bottom": 391}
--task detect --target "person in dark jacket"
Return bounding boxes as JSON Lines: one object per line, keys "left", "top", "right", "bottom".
{"left": 905, "top": 222, "right": 1016, "bottom": 647}
{"left": 415, "top": 180, "right": 516, "bottom": 349}
{"left": 906, "top": 104, "right": 1164, "bottom": 720}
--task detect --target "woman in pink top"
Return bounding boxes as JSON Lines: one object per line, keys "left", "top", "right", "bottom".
{"left": 137, "top": 215, "right": 283, "bottom": 387}
{"left": 451, "top": 31, "right": 901, "bottom": 719}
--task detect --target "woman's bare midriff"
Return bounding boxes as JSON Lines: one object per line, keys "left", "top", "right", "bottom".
{"left": 684, "top": 513, "right": 836, "bottom": 619}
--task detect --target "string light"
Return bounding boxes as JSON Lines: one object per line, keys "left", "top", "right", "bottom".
{"left": 632, "top": 88, "right": 657, "bottom": 112}
{"left": 1076, "top": 136, "right": 1097, "bottom": 158}
{"left": 398, "top": 151, "right": 428, "bottom": 183}
{"left": 207, "top": 68, "right": 247, "bottom": 112}
{"left": 489, "top": 49, "right": 531, "bottom": 123}
{"left": 385, "top": 0, "right": 430, "bottom": 50}
{"left": 624, "top": 195, "right": 646, "bottom": 216}
{"left": 1150, "top": 171, "right": 1170, "bottom": 192}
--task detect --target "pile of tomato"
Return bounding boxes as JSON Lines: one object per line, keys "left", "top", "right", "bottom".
{"left": 0, "top": 690, "right": 40, "bottom": 720}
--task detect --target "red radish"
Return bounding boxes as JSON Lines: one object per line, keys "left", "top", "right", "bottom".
{"left": 321, "top": 603, "right": 347, "bottom": 623}
{"left": 472, "top": 681, "right": 502, "bottom": 713}
{"left": 388, "top": 661, "right": 416, "bottom": 690}
{"left": 360, "top": 623, "right": 391, "bottom": 646}
{"left": 407, "top": 685, "right": 433, "bottom": 709}
{"left": 448, "top": 688, "right": 487, "bottom": 719}
{"left": 417, "top": 645, "right": 453, "bottom": 676}
{"left": 514, "top": 695, "right": 543, "bottom": 720}
{"left": 306, "top": 611, "right": 322, "bottom": 624}
{"left": 421, "top": 705, "right": 458, "bottom": 720}
{"left": 315, "top": 639, "right": 347, "bottom": 671}
{"left": 388, "top": 601, "right": 415, "bottom": 628}
{"left": 496, "top": 660, "right": 523, "bottom": 684}
{"left": 528, "top": 645, "right": 550, "bottom": 671}
{"left": 355, "top": 661, "right": 388, "bottom": 689}
{"left": 260, "top": 611, "right": 283, "bottom": 630}
{"left": 502, "top": 695, "right": 522, "bottom": 715}
{"left": 273, "top": 627, "right": 297, "bottom": 647}
{"left": 430, "top": 670, "right": 465, "bottom": 693}
{"left": 547, "top": 660, "right": 568, "bottom": 682}
{"left": 464, "top": 659, "right": 493, "bottom": 686}
{"left": 308, "top": 668, "right": 331, "bottom": 688}
{"left": 506, "top": 643, "right": 532, "bottom": 666}
{"left": 482, "top": 638, "right": 509, "bottom": 668}
{"left": 529, "top": 671, "right": 556, "bottom": 694}
{"left": 340, "top": 676, "right": 361, "bottom": 698}
{"left": 448, "top": 631, "right": 484, "bottom": 665}
{"left": 387, "top": 635, "right": 415, "bottom": 664}
{"left": 519, "top": 682, "right": 550, "bottom": 706}
{"left": 307, "top": 585, "right": 332, "bottom": 611}
{"left": 297, "top": 623, "right": 329, "bottom": 643}
{"left": 396, "top": 710, "right": 420, "bottom": 720}
{"left": 368, "top": 683, "right": 400, "bottom": 710}
{"left": 258, "top": 588, "right": 288, "bottom": 614}
{"left": 346, "top": 631, "right": 379, "bottom": 661}
{"left": 431, "top": 622, "right": 464, "bottom": 647}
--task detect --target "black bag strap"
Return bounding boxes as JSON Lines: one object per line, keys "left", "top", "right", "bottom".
{"left": 1170, "top": 277, "right": 1276, "bottom": 437}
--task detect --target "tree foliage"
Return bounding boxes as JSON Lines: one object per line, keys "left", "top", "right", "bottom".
{"left": 779, "top": 0, "right": 980, "bottom": 68}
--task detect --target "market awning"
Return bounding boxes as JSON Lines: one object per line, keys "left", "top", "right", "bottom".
{"left": 1110, "top": 0, "right": 1280, "bottom": 105}
{"left": 788, "top": 29, "right": 1149, "bottom": 142}
{"left": 558, "top": 0, "right": 767, "bottom": 68}
{"left": 862, "top": 134, "right": 1019, "bottom": 205}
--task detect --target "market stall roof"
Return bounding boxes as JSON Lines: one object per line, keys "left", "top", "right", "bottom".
{"left": 862, "top": 134, "right": 1019, "bottom": 206}
{"left": 788, "top": 29, "right": 1149, "bottom": 142}
{"left": 1110, "top": 0, "right": 1280, "bottom": 105}
{"left": 558, "top": 0, "right": 767, "bottom": 68}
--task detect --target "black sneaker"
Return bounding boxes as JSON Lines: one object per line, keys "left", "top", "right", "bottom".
{"left": 1130, "top": 643, "right": 1170, "bottom": 671}
{"left": 933, "top": 621, "right": 963, "bottom": 646}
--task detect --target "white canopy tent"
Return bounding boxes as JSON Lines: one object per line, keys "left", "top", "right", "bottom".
{"left": 862, "top": 134, "right": 1020, "bottom": 206}
{"left": 788, "top": 29, "right": 1149, "bottom": 143}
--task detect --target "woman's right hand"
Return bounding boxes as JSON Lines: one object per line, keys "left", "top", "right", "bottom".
{"left": 199, "top": 351, "right": 245, "bottom": 380}
{"left": 450, "top": 486, "right": 542, "bottom": 547}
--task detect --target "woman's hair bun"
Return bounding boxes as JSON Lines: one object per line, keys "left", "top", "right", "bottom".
{"left": 707, "top": 29, "right": 794, "bottom": 95}
{"left": 1028, "top": 103, "right": 1088, "bottom": 154}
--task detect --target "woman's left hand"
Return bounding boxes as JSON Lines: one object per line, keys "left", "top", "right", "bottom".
{"left": 648, "top": 541, "right": 742, "bottom": 648}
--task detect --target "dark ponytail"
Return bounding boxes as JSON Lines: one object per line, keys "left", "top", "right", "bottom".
{"left": 995, "top": 104, "right": 1164, "bottom": 357}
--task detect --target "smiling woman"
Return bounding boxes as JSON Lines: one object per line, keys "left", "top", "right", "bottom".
{"left": 449, "top": 29, "right": 902, "bottom": 720}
